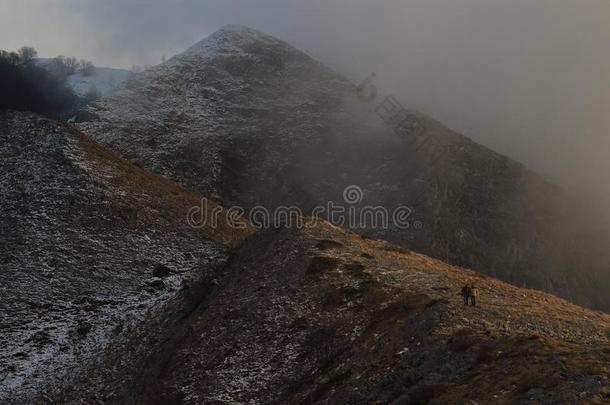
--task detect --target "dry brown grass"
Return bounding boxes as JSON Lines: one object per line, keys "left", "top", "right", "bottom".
{"left": 63, "top": 123, "right": 253, "bottom": 247}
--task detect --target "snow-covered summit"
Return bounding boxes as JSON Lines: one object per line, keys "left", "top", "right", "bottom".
{"left": 178, "top": 24, "right": 302, "bottom": 61}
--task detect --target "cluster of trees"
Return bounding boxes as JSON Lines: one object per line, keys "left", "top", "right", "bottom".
{"left": 46, "top": 55, "right": 96, "bottom": 79}
{"left": 0, "top": 46, "right": 38, "bottom": 65}
{"left": 0, "top": 46, "right": 98, "bottom": 120}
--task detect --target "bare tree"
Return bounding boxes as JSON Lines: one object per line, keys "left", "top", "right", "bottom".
{"left": 0, "top": 50, "right": 20, "bottom": 65}
{"left": 79, "top": 59, "right": 96, "bottom": 76}
{"left": 64, "top": 57, "right": 79, "bottom": 74}
{"left": 47, "top": 56, "right": 71, "bottom": 80}
{"left": 18, "top": 46, "right": 37, "bottom": 63}
{"left": 18, "top": 46, "right": 37, "bottom": 64}
{"left": 8, "top": 51, "right": 20, "bottom": 65}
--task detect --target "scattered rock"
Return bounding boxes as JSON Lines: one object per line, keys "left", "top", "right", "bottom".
{"left": 147, "top": 279, "right": 166, "bottom": 291}
{"left": 315, "top": 240, "right": 344, "bottom": 250}
{"left": 76, "top": 321, "right": 92, "bottom": 338}
{"left": 307, "top": 256, "right": 342, "bottom": 275}
{"left": 27, "top": 331, "right": 53, "bottom": 348}
{"left": 152, "top": 264, "right": 172, "bottom": 278}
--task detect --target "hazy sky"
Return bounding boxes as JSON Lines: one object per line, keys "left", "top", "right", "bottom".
{"left": 1, "top": 0, "right": 609, "bottom": 197}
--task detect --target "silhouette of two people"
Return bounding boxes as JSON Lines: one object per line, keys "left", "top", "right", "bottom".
{"left": 460, "top": 283, "right": 478, "bottom": 306}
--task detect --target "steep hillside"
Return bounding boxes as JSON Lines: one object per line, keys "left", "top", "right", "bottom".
{"left": 50, "top": 221, "right": 610, "bottom": 404}
{"left": 75, "top": 25, "right": 610, "bottom": 311}
{"left": 0, "top": 111, "right": 250, "bottom": 402}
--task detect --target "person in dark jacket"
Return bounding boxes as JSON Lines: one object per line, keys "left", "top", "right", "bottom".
{"left": 469, "top": 283, "right": 478, "bottom": 306}
{"left": 460, "top": 284, "right": 470, "bottom": 305}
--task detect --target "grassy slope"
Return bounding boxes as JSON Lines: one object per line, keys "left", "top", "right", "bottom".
{"left": 63, "top": 122, "right": 253, "bottom": 247}
{"left": 125, "top": 221, "right": 609, "bottom": 404}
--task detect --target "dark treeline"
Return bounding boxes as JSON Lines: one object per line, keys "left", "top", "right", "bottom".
{"left": 0, "top": 46, "right": 97, "bottom": 120}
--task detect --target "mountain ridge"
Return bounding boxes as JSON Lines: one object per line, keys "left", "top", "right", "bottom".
{"left": 76, "top": 25, "right": 610, "bottom": 311}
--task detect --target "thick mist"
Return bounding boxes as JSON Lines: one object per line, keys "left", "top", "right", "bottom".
{"left": 2, "top": 0, "right": 609, "bottom": 200}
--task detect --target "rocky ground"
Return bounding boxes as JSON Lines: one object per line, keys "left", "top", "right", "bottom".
{"left": 51, "top": 221, "right": 610, "bottom": 404}
{"left": 0, "top": 111, "right": 249, "bottom": 402}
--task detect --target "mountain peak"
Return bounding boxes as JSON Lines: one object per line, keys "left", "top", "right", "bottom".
{"left": 215, "top": 23, "right": 264, "bottom": 35}
{"left": 179, "top": 24, "right": 304, "bottom": 61}
{"left": 210, "top": 24, "right": 276, "bottom": 43}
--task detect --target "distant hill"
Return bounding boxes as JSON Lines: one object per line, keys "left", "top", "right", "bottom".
{"left": 36, "top": 58, "right": 130, "bottom": 98}
{"left": 76, "top": 25, "right": 610, "bottom": 310}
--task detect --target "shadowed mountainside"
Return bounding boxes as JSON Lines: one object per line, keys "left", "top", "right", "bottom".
{"left": 76, "top": 25, "right": 610, "bottom": 310}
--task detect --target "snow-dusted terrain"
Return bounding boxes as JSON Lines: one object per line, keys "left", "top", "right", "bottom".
{"left": 66, "top": 67, "right": 131, "bottom": 97}
{"left": 54, "top": 221, "right": 610, "bottom": 404}
{"left": 77, "top": 25, "right": 610, "bottom": 311}
{"left": 0, "top": 111, "right": 246, "bottom": 402}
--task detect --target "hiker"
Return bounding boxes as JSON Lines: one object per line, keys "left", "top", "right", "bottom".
{"left": 459, "top": 284, "right": 470, "bottom": 306}
{"left": 470, "top": 283, "right": 478, "bottom": 306}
